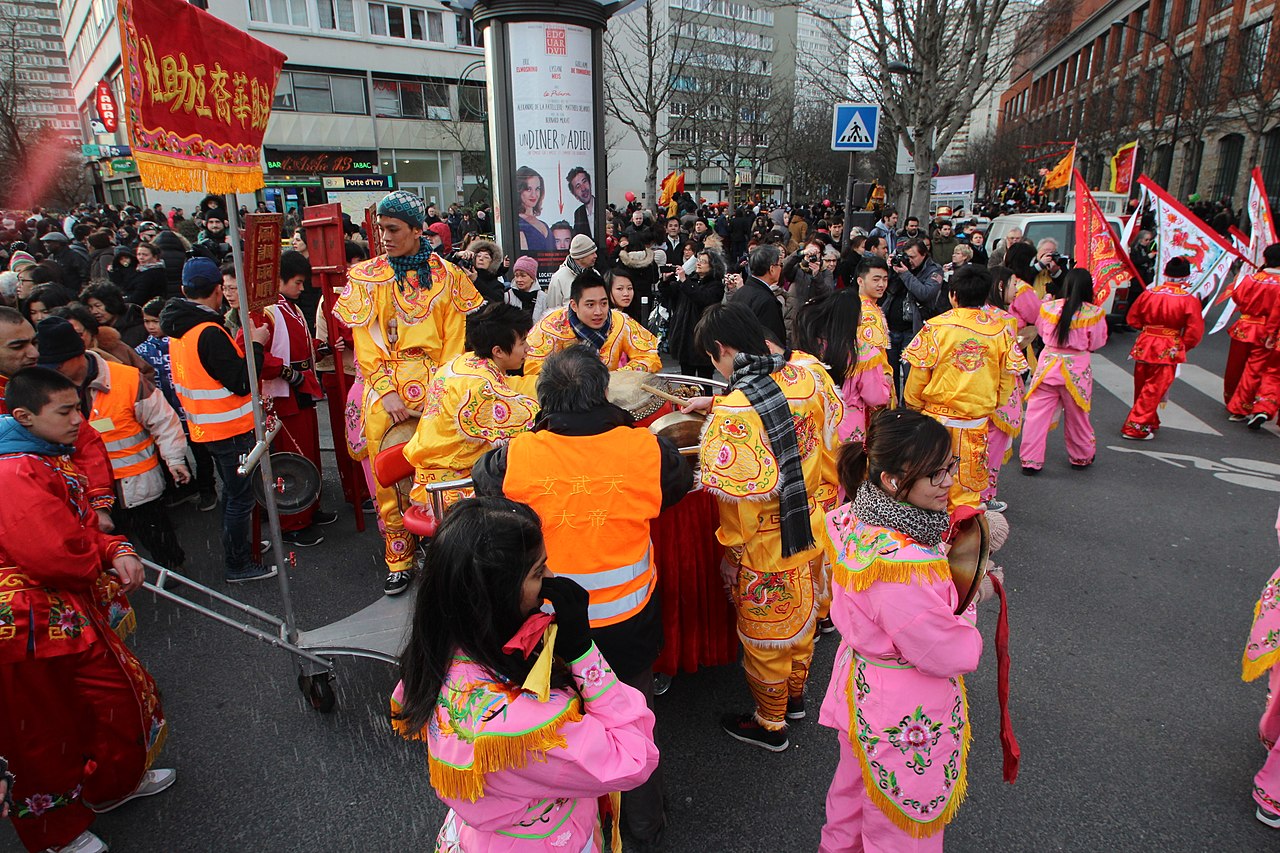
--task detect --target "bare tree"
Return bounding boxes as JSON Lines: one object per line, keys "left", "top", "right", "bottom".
{"left": 603, "top": 0, "right": 710, "bottom": 207}
{"left": 1226, "top": 29, "right": 1280, "bottom": 188}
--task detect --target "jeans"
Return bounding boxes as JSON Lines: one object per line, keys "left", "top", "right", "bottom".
{"left": 202, "top": 431, "right": 258, "bottom": 574}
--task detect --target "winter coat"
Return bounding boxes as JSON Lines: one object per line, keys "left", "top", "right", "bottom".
{"left": 152, "top": 230, "right": 190, "bottom": 298}
{"left": 660, "top": 271, "right": 724, "bottom": 368}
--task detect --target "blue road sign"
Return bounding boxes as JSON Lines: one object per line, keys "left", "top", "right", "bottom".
{"left": 831, "top": 103, "right": 881, "bottom": 152}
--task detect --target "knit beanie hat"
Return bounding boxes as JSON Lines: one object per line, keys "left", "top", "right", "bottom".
{"left": 7, "top": 250, "right": 35, "bottom": 272}
{"left": 569, "top": 234, "right": 597, "bottom": 260}
{"left": 35, "top": 317, "right": 86, "bottom": 367}
{"left": 376, "top": 191, "right": 427, "bottom": 229}
{"left": 512, "top": 255, "right": 539, "bottom": 279}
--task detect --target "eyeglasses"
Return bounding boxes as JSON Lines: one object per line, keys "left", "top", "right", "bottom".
{"left": 928, "top": 455, "right": 960, "bottom": 487}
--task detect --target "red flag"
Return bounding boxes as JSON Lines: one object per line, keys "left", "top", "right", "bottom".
{"left": 1073, "top": 170, "right": 1140, "bottom": 305}
{"left": 118, "top": 0, "right": 286, "bottom": 193}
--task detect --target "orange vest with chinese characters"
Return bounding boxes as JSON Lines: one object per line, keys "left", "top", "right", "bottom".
{"left": 91, "top": 361, "right": 160, "bottom": 480}
{"left": 170, "top": 321, "right": 255, "bottom": 442}
{"left": 504, "top": 427, "right": 663, "bottom": 627}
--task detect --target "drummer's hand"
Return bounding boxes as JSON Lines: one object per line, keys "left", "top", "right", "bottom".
{"left": 111, "top": 552, "right": 145, "bottom": 593}
{"left": 382, "top": 392, "right": 411, "bottom": 423}
{"left": 681, "top": 395, "right": 712, "bottom": 415}
{"left": 95, "top": 508, "right": 115, "bottom": 534}
{"left": 976, "top": 574, "right": 997, "bottom": 606}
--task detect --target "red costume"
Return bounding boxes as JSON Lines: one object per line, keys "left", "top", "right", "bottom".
{"left": 0, "top": 426, "right": 166, "bottom": 852}
{"left": 245, "top": 296, "right": 325, "bottom": 530}
{"left": 1122, "top": 281, "right": 1205, "bottom": 439}
{"left": 1227, "top": 269, "right": 1280, "bottom": 421}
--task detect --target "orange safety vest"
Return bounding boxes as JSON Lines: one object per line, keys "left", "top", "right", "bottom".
{"left": 90, "top": 361, "right": 160, "bottom": 479}
{"left": 170, "top": 321, "right": 255, "bottom": 443}
{"left": 505, "top": 427, "right": 663, "bottom": 627}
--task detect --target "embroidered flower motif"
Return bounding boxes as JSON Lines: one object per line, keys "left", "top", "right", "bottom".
{"left": 24, "top": 793, "right": 54, "bottom": 816}
{"left": 580, "top": 663, "right": 607, "bottom": 689}
{"left": 549, "top": 829, "right": 574, "bottom": 848}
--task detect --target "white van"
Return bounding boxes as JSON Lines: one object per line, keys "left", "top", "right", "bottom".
{"left": 986, "top": 212, "right": 1129, "bottom": 316}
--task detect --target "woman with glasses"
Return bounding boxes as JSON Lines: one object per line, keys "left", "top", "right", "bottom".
{"left": 819, "top": 408, "right": 995, "bottom": 852}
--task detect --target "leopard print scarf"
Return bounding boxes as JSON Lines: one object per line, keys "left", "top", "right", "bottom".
{"left": 851, "top": 481, "right": 949, "bottom": 546}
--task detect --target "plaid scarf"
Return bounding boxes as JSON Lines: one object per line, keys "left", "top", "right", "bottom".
{"left": 729, "top": 350, "right": 814, "bottom": 558}
{"left": 568, "top": 308, "right": 612, "bottom": 351}
{"left": 387, "top": 238, "right": 435, "bottom": 284}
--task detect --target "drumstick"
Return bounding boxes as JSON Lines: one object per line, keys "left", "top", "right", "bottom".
{"left": 640, "top": 383, "right": 692, "bottom": 408}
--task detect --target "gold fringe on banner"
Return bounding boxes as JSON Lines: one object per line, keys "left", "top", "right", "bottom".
{"left": 134, "top": 151, "right": 265, "bottom": 195}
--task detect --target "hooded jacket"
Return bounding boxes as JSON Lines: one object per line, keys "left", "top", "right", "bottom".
{"left": 0, "top": 414, "right": 73, "bottom": 457}
{"left": 159, "top": 297, "right": 264, "bottom": 399}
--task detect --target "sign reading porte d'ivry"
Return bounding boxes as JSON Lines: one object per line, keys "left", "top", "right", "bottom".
{"left": 831, "top": 103, "right": 881, "bottom": 152}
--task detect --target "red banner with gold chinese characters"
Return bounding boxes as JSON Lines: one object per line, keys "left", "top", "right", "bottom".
{"left": 1073, "top": 169, "right": 1139, "bottom": 305}
{"left": 117, "top": 0, "right": 286, "bottom": 194}
{"left": 242, "top": 213, "right": 283, "bottom": 313}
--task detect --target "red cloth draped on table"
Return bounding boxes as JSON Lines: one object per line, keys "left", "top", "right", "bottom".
{"left": 650, "top": 489, "right": 739, "bottom": 676}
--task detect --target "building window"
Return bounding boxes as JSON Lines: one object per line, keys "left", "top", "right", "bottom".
{"left": 274, "top": 70, "right": 367, "bottom": 114}
{"left": 1165, "top": 65, "right": 1183, "bottom": 112}
{"left": 1180, "top": 0, "right": 1200, "bottom": 31}
{"left": 373, "top": 78, "right": 452, "bottom": 119}
{"left": 1262, "top": 128, "right": 1280, "bottom": 213}
{"left": 1212, "top": 0, "right": 1231, "bottom": 10}
{"left": 1237, "top": 22, "right": 1271, "bottom": 93}
{"left": 458, "top": 83, "right": 486, "bottom": 121}
{"left": 1130, "top": 7, "right": 1147, "bottom": 56}
{"left": 1213, "top": 133, "right": 1244, "bottom": 199}
{"left": 317, "top": 0, "right": 356, "bottom": 32}
{"left": 1157, "top": 0, "right": 1172, "bottom": 38}
{"left": 369, "top": 3, "right": 443, "bottom": 41}
{"left": 247, "top": 0, "right": 308, "bottom": 27}
{"left": 1154, "top": 143, "right": 1173, "bottom": 186}
{"left": 1201, "top": 39, "right": 1227, "bottom": 101}
{"left": 456, "top": 12, "right": 483, "bottom": 47}
{"left": 1182, "top": 139, "right": 1204, "bottom": 193}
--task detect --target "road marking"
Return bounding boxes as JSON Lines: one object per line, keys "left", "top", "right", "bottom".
{"left": 1108, "top": 446, "right": 1280, "bottom": 492}
{"left": 1172, "top": 362, "right": 1280, "bottom": 438}
{"left": 1091, "top": 354, "right": 1221, "bottom": 435}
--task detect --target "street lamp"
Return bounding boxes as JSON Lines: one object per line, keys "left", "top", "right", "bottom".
{"left": 1111, "top": 17, "right": 1189, "bottom": 189}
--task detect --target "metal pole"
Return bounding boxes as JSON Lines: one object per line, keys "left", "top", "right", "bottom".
{"left": 226, "top": 196, "right": 301, "bottom": 645}
{"left": 841, "top": 151, "right": 855, "bottom": 253}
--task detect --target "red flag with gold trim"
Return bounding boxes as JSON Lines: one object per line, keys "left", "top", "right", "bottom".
{"left": 118, "top": 0, "right": 286, "bottom": 193}
{"left": 1073, "top": 170, "right": 1139, "bottom": 305}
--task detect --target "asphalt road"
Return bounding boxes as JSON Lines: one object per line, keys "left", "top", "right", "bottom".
{"left": 5, "top": 329, "right": 1279, "bottom": 852}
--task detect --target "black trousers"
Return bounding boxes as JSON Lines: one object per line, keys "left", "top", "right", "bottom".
{"left": 117, "top": 496, "right": 186, "bottom": 568}
{"left": 618, "top": 666, "right": 665, "bottom": 842}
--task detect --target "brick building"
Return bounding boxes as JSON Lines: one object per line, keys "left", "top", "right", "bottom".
{"left": 997, "top": 0, "right": 1280, "bottom": 211}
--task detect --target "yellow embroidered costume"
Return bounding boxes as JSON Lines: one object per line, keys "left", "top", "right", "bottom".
{"left": 903, "top": 307, "right": 1026, "bottom": 509}
{"left": 402, "top": 353, "right": 539, "bottom": 508}
{"left": 333, "top": 252, "right": 483, "bottom": 573}
{"left": 699, "top": 356, "right": 843, "bottom": 729}
{"left": 524, "top": 307, "right": 661, "bottom": 375}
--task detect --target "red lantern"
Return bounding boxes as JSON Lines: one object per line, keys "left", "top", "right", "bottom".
{"left": 624, "top": 191, "right": 636, "bottom": 202}
{"left": 95, "top": 80, "right": 118, "bottom": 133}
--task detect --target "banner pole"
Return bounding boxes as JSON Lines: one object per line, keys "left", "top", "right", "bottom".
{"left": 228, "top": 196, "right": 300, "bottom": 645}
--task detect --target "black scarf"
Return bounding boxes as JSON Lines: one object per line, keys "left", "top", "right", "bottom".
{"left": 729, "top": 350, "right": 814, "bottom": 558}
{"left": 387, "top": 238, "right": 435, "bottom": 284}
{"left": 851, "top": 481, "right": 949, "bottom": 546}
{"left": 568, "top": 308, "right": 612, "bottom": 351}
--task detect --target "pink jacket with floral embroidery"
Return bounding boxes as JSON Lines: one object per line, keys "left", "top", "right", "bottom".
{"left": 392, "top": 642, "right": 658, "bottom": 852}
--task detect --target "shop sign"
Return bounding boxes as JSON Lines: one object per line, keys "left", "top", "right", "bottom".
{"left": 96, "top": 80, "right": 119, "bottom": 133}
{"left": 322, "top": 175, "right": 393, "bottom": 190}
{"left": 264, "top": 148, "right": 377, "bottom": 175}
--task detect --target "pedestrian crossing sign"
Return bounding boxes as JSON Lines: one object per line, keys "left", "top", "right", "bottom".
{"left": 831, "top": 103, "right": 880, "bottom": 151}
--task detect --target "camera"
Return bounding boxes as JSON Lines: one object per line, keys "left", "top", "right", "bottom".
{"left": 891, "top": 251, "right": 910, "bottom": 268}
{"left": 659, "top": 264, "right": 677, "bottom": 275}
{"left": 1050, "top": 252, "right": 1073, "bottom": 270}
{"left": 454, "top": 255, "right": 474, "bottom": 270}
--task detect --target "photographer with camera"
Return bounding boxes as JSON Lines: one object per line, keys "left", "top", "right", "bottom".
{"left": 1033, "top": 237, "right": 1068, "bottom": 298}
{"left": 781, "top": 239, "right": 834, "bottom": 341}
{"left": 886, "top": 239, "right": 945, "bottom": 395}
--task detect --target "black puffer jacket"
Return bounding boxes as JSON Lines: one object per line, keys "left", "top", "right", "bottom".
{"left": 660, "top": 270, "right": 724, "bottom": 368}
{"left": 152, "top": 230, "right": 190, "bottom": 298}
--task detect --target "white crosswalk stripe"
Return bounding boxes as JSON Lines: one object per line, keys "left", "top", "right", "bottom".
{"left": 1090, "top": 353, "right": 1222, "bottom": 436}
{"left": 1172, "top": 362, "right": 1280, "bottom": 438}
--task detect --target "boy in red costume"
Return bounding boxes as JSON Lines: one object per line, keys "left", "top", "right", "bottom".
{"left": 0, "top": 368, "right": 173, "bottom": 853}
{"left": 1226, "top": 243, "right": 1280, "bottom": 429}
{"left": 1122, "top": 257, "right": 1206, "bottom": 440}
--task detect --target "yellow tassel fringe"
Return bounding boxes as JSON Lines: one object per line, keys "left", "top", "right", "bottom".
{"left": 1242, "top": 598, "right": 1280, "bottom": 682}
{"left": 426, "top": 701, "right": 585, "bottom": 802}
{"left": 833, "top": 557, "right": 952, "bottom": 592}
{"left": 845, "top": 672, "right": 971, "bottom": 838}
{"left": 134, "top": 153, "right": 264, "bottom": 195}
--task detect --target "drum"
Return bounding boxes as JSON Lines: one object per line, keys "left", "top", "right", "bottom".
{"left": 373, "top": 419, "right": 420, "bottom": 498}
{"left": 947, "top": 511, "right": 990, "bottom": 614}
{"left": 252, "top": 452, "right": 322, "bottom": 513}
{"left": 606, "top": 370, "right": 670, "bottom": 426}
{"left": 648, "top": 410, "right": 706, "bottom": 455}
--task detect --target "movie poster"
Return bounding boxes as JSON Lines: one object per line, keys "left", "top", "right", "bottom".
{"left": 508, "top": 22, "right": 596, "bottom": 287}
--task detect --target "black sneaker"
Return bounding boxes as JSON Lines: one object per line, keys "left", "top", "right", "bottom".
{"left": 785, "top": 696, "right": 806, "bottom": 720}
{"left": 226, "top": 563, "right": 278, "bottom": 584}
{"left": 197, "top": 491, "right": 218, "bottom": 512}
{"left": 164, "top": 491, "right": 197, "bottom": 509}
{"left": 1021, "top": 466, "right": 1040, "bottom": 476}
{"left": 282, "top": 528, "right": 324, "bottom": 547}
{"left": 361, "top": 498, "right": 377, "bottom": 514}
{"left": 384, "top": 570, "right": 413, "bottom": 596}
{"left": 311, "top": 508, "right": 340, "bottom": 526}
{"left": 1248, "top": 413, "right": 1270, "bottom": 430}
{"left": 720, "top": 712, "right": 788, "bottom": 752}
{"left": 653, "top": 673, "right": 672, "bottom": 696}
{"left": 983, "top": 499, "right": 1008, "bottom": 513}
{"left": 1228, "top": 412, "right": 1248, "bottom": 422}
{"left": 817, "top": 616, "right": 836, "bottom": 634}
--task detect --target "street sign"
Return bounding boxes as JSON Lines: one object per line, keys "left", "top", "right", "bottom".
{"left": 831, "top": 103, "right": 880, "bottom": 152}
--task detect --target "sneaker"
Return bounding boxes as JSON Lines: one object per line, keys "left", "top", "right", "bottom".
{"left": 817, "top": 616, "right": 836, "bottom": 634}
{"left": 88, "top": 768, "right": 176, "bottom": 814}
{"left": 164, "top": 490, "right": 197, "bottom": 509}
{"left": 44, "top": 830, "right": 108, "bottom": 853}
{"left": 984, "top": 499, "right": 1008, "bottom": 513}
{"left": 312, "top": 508, "right": 340, "bottom": 526}
{"left": 1248, "top": 413, "right": 1270, "bottom": 430}
{"left": 720, "top": 712, "right": 789, "bottom": 752}
{"left": 282, "top": 527, "right": 324, "bottom": 547}
{"left": 1120, "top": 430, "right": 1154, "bottom": 441}
{"left": 1071, "top": 462, "right": 1092, "bottom": 470}
{"left": 384, "top": 569, "right": 413, "bottom": 596}
{"left": 361, "top": 498, "right": 377, "bottom": 514}
{"left": 653, "top": 672, "right": 672, "bottom": 696}
{"left": 1228, "top": 412, "right": 1248, "bottom": 422}
{"left": 786, "top": 696, "right": 806, "bottom": 720}
{"left": 197, "top": 491, "right": 218, "bottom": 512}
{"left": 1258, "top": 806, "right": 1280, "bottom": 828}
{"left": 226, "top": 563, "right": 278, "bottom": 584}
{"left": 1020, "top": 466, "right": 1039, "bottom": 476}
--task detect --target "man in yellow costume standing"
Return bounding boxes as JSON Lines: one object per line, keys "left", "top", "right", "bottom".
{"left": 686, "top": 303, "right": 842, "bottom": 752}
{"left": 523, "top": 269, "right": 661, "bottom": 375}
{"left": 903, "top": 264, "right": 1026, "bottom": 510}
{"left": 334, "top": 190, "right": 483, "bottom": 596}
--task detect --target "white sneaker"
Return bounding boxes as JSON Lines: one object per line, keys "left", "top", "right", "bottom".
{"left": 1259, "top": 805, "right": 1280, "bottom": 828}
{"left": 45, "top": 830, "right": 108, "bottom": 853}
{"left": 87, "top": 768, "right": 176, "bottom": 814}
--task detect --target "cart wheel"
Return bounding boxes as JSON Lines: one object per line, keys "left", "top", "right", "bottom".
{"left": 298, "top": 672, "right": 337, "bottom": 713}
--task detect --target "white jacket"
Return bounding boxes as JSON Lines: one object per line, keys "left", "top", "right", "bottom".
{"left": 545, "top": 261, "right": 578, "bottom": 311}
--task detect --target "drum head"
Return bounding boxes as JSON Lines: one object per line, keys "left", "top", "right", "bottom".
{"left": 607, "top": 371, "right": 663, "bottom": 419}
{"left": 252, "top": 452, "right": 322, "bottom": 514}
{"left": 948, "top": 512, "right": 990, "bottom": 615}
